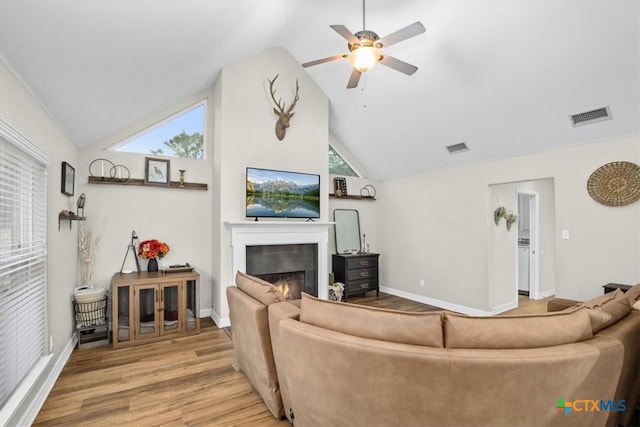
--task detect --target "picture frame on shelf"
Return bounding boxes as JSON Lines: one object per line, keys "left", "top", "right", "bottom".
{"left": 61, "top": 161, "right": 75, "bottom": 196}
{"left": 144, "top": 157, "right": 170, "bottom": 186}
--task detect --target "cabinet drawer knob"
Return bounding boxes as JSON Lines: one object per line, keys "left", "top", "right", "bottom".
{"left": 359, "top": 271, "right": 369, "bottom": 278}
{"left": 359, "top": 283, "right": 369, "bottom": 289}
{"left": 359, "top": 261, "right": 369, "bottom": 267}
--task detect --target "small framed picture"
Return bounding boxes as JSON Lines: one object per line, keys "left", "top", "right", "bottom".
{"left": 145, "top": 157, "right": 170, "bottom": 185}
{"left": 61, "top": 161, "right": 75, "bottom": 196}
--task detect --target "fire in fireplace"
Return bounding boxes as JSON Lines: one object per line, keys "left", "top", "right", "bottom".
{"left": 256, "top": 271, "right": 305, "bottom": 301}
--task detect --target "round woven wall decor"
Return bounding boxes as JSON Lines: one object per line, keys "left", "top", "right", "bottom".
{"left": 587, "top": 161, "right": 640, "bottom": 206}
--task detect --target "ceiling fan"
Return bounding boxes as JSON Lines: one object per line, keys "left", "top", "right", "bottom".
{"left": 302, "top": 0, "right": 426, "bottom": 89}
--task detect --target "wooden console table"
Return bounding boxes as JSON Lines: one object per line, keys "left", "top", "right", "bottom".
{"left": 332, "top": 253, "right": 380, "bottom": 301}
{"left": 111, "top": 271, "right": 200, "bottom": 348}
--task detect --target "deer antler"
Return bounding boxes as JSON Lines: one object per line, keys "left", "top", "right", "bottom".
{"left": 286, "top": 79, "right": 300, "bottom": 114}
{"left": 268, "top": 74, "right": 287, "bottom": 112}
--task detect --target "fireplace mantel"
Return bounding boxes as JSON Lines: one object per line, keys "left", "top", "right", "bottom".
{"left": 225, "top": 221, "right": 333, "bottom": 299}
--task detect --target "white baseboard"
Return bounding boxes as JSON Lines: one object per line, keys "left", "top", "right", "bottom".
{"left": 210, "top": 308, "right": 230, "bottom": 328}
{"left": 14, "top": 334, "right": 77, "bottom": 427}
{"left": 490, "top": 300, "right": 518, "bottom": 315}
{"left": 534, "top": 288, "right": 556, "bottom": 300}
{"left": 379, "top": 286, "right": 496, "bottom": 316}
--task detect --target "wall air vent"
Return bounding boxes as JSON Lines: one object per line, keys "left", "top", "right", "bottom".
{"left": 570, "top": 106, "right": 612, "bottom": 127}
{"left": 446, "top": 142, "right": 469, "bottom": 154}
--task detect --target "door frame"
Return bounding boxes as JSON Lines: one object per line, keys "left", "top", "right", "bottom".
{"left": 517, "top": 189, "right": 540, "bottom": 299}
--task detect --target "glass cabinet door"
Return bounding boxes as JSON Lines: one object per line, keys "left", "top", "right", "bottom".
{"left": 135, "top": 284, "right": 158, "bottom": 339}
{"left": 186, "top": 280, "right": 198, "bottom": 332}
{"left": 160, "top": 282, "right": 183, "bottom": 335}
{"left": 116, "top": 285, "right": 131, "bottom": 343}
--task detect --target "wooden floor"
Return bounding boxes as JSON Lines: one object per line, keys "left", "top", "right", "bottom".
{"left": 33, "top": 292, "right": 551, "bottom": 426}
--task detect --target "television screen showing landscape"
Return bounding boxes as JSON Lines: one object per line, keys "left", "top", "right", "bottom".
{"left": 246, "top": 167, "right": 320, "bottom": 218}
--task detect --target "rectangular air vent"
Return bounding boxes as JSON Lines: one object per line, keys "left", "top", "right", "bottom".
{"left": 570, "top": 106, "right": 612, "bottom": 127}
{"left": 446, "top": 142, "right": 469, "bottom": 154}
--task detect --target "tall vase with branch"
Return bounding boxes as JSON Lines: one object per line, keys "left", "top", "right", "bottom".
{"left": 78, "top": 222, "right": 98, "bottom": 287}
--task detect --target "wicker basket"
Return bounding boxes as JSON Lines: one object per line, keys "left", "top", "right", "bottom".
{"left": 73, "top": 296, "right": 108, "bottom": 328}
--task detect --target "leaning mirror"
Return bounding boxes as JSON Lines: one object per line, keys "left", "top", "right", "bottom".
{"left": 334, "top": 209, "right": 361, "bottom": 254}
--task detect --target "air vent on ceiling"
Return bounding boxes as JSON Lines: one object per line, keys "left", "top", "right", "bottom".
{"left": 446, "top": 142, "right": 469, "bottom": 154}
{"left": 570, "top": 106, "right": 612, "bottom": 127}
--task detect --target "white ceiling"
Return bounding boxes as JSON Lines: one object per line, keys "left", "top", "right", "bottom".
{"left": 1, "top": 1, "right": 638, "bottom": 180}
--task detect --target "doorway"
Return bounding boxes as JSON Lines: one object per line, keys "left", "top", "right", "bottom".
{"left": 517, "top": 190, "right": 538, "bottom": 299}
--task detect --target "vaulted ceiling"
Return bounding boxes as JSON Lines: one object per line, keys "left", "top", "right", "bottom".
{"left": 1, "top": 1, "right": 638, "bottom": 180}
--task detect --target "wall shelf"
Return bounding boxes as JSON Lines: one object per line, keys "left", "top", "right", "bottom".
{"left": 59, "top": 213, "right": 86, "bottom": 231}
{"left": 329, "top": 194, "right": 376, "bottom": 201}
{"left": 88, "top": 176, "right": 208, "bottom": 190}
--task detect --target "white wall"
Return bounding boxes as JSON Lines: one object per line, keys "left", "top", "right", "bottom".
{"left": 0, "top": 60, "right": 80, "bottom": 424}
{"left": 211, "top": 47, "right": 329, "bottom": 323}
{"left": 78, "top": 89, "right": 215, "bottom": 317}
{"left": 377, "top": 135, "right": 640, "bottom": 312}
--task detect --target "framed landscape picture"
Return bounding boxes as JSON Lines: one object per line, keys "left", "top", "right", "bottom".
{"left": 61, "top": 161, "right": 75, "bottom": 196}
{"left": 145, "top": 157, "right": 170, "bottom": 186}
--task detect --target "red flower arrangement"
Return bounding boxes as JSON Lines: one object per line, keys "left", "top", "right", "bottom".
{"left": 138, "top": 239, "right": 170, "bottom": 259}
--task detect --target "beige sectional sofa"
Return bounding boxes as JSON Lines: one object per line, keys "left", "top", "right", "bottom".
{"left": 227, "top": 273, "right": 640, "bottom": 426}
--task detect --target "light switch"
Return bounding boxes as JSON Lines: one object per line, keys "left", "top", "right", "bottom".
{"left": 561, "top": 229, "right": 570, "bottom": 240}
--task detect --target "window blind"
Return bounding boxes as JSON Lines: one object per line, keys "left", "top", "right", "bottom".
{"left": 0, "top": 131, "right": 48, "bottom": 408}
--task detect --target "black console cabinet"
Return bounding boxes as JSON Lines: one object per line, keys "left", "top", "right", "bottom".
{"left": 332, "top": 253, "right": 380, "bottom": 301}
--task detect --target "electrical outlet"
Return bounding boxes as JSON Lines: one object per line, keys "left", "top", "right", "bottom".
{"left": 49, "top": 335, "right": 54, "bottom": 353}
{"left": 562, "top": 229, "right": 570, "bottom": 240}
{"left": 419, "top": 279, "right": 425, "bottom": 287}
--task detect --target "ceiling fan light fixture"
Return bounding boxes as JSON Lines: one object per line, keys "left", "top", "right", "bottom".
{"left": 348, "top": 45, "right": 380, "bottom": 72}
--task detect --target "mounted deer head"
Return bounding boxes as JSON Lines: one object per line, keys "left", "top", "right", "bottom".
{"left": 268, "top": 74, "right": 300, "bottom": 141}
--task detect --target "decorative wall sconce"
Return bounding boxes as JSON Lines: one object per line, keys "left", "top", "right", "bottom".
{"left": 504, "top": 212, "right": 518, "bottom": 231}
{"left": 494, "top": 206, "right": 506, "bottom": 225}
{"left": 493, "top": 206, "right": 517, "bottom": 231}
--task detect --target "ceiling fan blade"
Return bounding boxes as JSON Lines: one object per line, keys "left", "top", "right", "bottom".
{"left": 346, "top": 68, "right": 362, "bottom": 89}
{"left": 330, "top": 24, "right": 359, "bottom": 44}
{"left": 378, "top": 21, "right": 426, "bottom": 48}
{"left": 379, "top": 54, "right": 419, "bottom": 75}
{"left": 302, "top": 54, "right": 346, "bottom": 68}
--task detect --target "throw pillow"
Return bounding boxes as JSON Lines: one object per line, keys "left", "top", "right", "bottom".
{"left": 235, "top": 271, "right": 285, "bottom": 306}
{"left": 443, "top": 308, "right": 593, "bottom": 349}
{"left": 579, "top": 288, "right": 631, "bottom": 333}
{"left": 299, "top": 293, "right": 444, "bottom": 347}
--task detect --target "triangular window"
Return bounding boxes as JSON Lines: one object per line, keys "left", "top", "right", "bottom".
{"left": 329, "top": 145, "right": 358, "bottom": 177}
{"left": 113, "top": 102, "right": 205, "bottom": 159}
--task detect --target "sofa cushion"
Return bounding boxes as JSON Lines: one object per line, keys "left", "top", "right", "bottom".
{"left": 299, "top": 293, "right": 444, "bottom": 347}
{"left": 443, "top": 308, "right": 593, "bottom": 349}
{"left": 579, "top": 288, "right": 631, "bottom": 333}
{"left": 634, "top": 300, "right": 640, "bottom": 311}
{"left": 235, "top": 271, "right": 285, "bottom": 306}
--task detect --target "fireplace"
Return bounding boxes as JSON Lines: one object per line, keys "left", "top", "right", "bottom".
{"left": 226, "top": 221, "right": 332, "bottom": 301}
{"left": 247, "top": 243, "right": 318, "bottom": 299}
{"left": 255, "top": 271, "right": 305, "bottom": 300}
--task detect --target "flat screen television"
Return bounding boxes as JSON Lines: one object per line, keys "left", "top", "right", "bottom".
{"left": 246, "top": 167, "right": 320, "bottom": 219}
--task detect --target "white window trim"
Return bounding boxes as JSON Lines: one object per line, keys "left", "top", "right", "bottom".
{"left": 0, "top": 118, "right": 51, "bottom": 424}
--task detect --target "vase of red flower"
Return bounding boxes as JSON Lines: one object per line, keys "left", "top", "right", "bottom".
{"left": 138, "top": 239, "right": 170, "bottom": 272}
